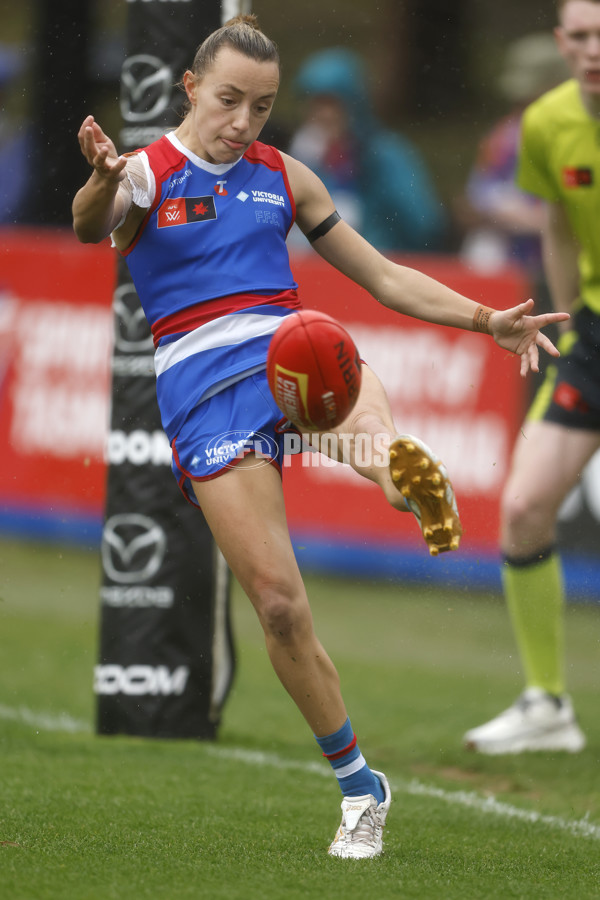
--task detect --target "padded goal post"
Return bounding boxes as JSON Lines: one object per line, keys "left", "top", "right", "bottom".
{"left": 95, "top": 0, "right": 237, "bottom": 739}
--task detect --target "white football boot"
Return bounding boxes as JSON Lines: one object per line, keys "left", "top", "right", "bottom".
{"left": 463, "top": 687, "right": 586, "bottom": 754}
{"left": 328, "top": 770, "right": 392, "bottom": 859}
{"left": 389, "top": 434, "right": 462, "bottom": 556}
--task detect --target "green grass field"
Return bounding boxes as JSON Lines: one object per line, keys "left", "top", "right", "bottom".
{"left": 1, "top": 537, "right": 599, "bottom": 899}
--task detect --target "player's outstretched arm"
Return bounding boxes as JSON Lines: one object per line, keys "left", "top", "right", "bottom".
{"left": 72, "top": 115, "right": 129, "bottom": 244}
{"left": 305, "top": 215, "right": 569, "bottom": 376}
{"left": 281, "top": 154, "right": 570, "bottom": 376}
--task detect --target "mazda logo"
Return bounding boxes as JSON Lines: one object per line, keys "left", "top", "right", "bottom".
{"left": 120, "top": 54, "right": 173, "bottom": 124}
{"left": 113, "top": 282, "right": 154, "bottom": 353}
{"left": 101, "top": 513, "right": 167, "bottom": 584}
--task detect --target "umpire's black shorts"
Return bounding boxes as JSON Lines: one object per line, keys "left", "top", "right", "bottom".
{"left": 528, "top": 305, "right": 600, "bottom": 431}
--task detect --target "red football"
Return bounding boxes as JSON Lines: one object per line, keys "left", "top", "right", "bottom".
{"left": 266, "top": 310, "right": 362, "bottom": 432}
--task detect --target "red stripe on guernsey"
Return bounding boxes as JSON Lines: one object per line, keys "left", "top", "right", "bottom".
{"left": 322, "top": 734, "right": 358, "bottom": 761}
{"left": 151, "top": 289, "right": 301, "bottom": 347}
{"left": 245, "top": 142, "right": 297, "bottom": 230}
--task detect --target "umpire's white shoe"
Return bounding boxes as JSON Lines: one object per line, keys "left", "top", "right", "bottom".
{"left": 328, "top": 771, "right": 392, "bottom": 859}
{"left": 389, "top": 434, "right": 462, "bottom": 556}
{"left": 463, "top": 688, "right": 586, "bottom": 755}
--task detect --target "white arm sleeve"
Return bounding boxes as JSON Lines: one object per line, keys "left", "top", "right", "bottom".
{"left": 114, "top": 151, "right": 156, "bottom": 228}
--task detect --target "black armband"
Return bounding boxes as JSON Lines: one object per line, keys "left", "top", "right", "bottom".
{"left": 305, "top": 210, "right": 341, "bottom": 243}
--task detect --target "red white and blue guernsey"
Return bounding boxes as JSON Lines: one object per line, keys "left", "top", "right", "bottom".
{"left": 121, "top": 130, "right": 301, "bottom": 444}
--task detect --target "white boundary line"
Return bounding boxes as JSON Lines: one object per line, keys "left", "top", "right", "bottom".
{"left": 2, "top": 703, "right": 599, "bottom": 842}
{"left": 0, "top": 703, "right": 90, "bottom": 734}
{"left": 204, "top": 745, "right": 600, "bottom": 842}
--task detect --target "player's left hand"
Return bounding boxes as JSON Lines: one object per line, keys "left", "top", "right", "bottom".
{"left": 490, "top": 299, "right": 570, "bottom": 376}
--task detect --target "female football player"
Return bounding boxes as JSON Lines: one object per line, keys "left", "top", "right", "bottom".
{"left": 72, "top": 15, "right": 568, "bottom": 859}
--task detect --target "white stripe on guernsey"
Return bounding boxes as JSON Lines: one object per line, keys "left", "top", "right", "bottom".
{"left": 333, "top": 752, "right": 367, "bottom": 779}
{"left": 3, "top": 703, "right": 600, "bottom": 842}
{"left": 154, "top": 312, "right": 284, "bottom": 376}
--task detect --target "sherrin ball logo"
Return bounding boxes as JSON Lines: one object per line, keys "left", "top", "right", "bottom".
{"left": 266, "top": 311, "right": 362, "bottom": 432}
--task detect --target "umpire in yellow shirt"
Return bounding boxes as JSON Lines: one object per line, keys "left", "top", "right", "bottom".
{"left": 464, "top": 0, "right": 600, "bottom": 755}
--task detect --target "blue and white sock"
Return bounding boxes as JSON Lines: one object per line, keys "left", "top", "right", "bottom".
{"left": 315, "top": 717, "right": 384, "bottom": 803}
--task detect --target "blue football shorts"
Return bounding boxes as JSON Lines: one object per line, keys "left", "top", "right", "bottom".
{"left": 528, "top": 306, "right": 600, "bottom": 431}
{"left": 170, "top": 369, "right": 300, "bottom": 506}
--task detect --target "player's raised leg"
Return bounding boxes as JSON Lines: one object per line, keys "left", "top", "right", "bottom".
{"left": 310, "top": 365, "right": 462, "bottom": 555}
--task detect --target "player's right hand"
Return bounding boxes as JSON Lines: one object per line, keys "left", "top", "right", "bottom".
{"left": 78, "top": 115, "right": 127, "bottom": 182}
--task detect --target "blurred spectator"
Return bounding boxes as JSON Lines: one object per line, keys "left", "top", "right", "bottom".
{"left": 0, "top": 44, "right": 33, "bottom": 224}
{"left": 288, "top": 47, "right": 446, "bottom": 253}
{"left": 458, "top": 33, "right": 569, "bottom": 276}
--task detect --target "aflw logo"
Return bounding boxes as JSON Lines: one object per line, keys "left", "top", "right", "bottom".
{"left": 157, "top": 196, "right": 217, "bottom": 228}
{"left": 94, "top": 664, "right": 190, "bottom": 696}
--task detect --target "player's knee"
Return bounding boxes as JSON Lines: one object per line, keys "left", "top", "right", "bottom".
{"left": 252, "top": 580, "right": 311, "bottom": 643}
